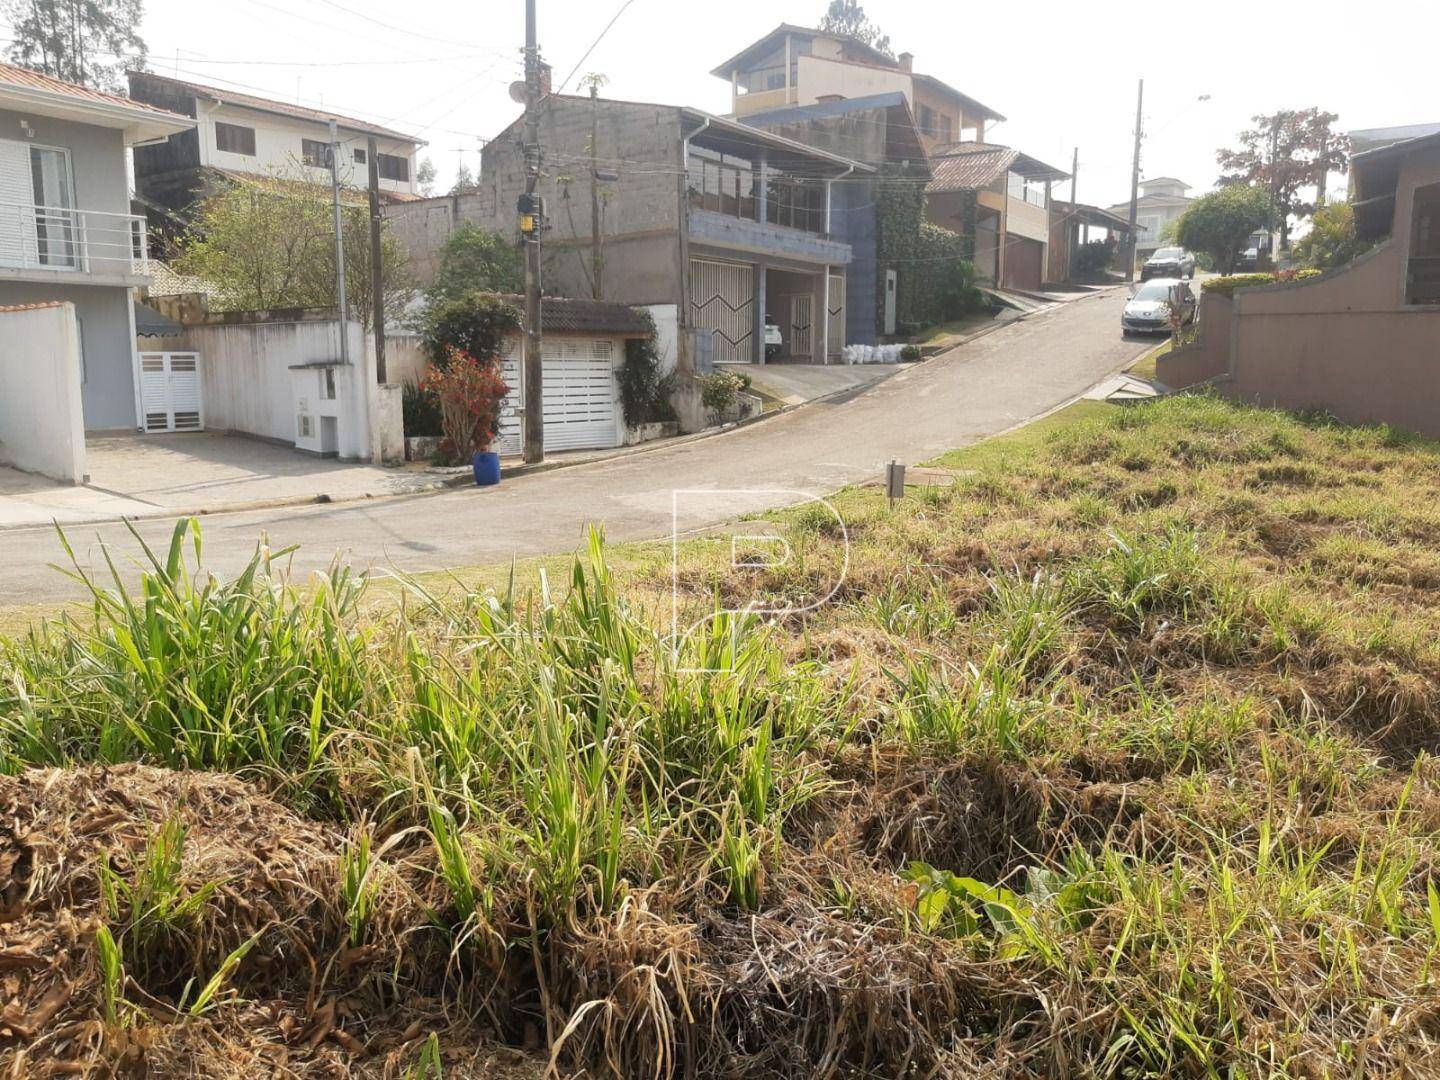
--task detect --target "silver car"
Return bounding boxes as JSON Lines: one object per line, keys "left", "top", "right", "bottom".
{"left": 1142, "top": 246, "right": 1196, "bottom": 280}
{"left": 1122, "top": 278, "right": 1197, "bottom": 336}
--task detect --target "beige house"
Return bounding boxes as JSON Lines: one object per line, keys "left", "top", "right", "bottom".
{"left": 1107, "top": 177, "right": 1193, "bottom": 259}
{"left": 711, "top": 24, "right": 1003, "bottom": 156}
{"left": 1158, "top": 128, "right": 1440, "bottom": 436}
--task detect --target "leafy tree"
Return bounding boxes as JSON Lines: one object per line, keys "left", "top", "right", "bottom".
{"left": 818, "top": 0, "right": 892, "bottom": 57}
{"left": 2, "top": 0, "right": 146, "bottom": 90}
{"left": 1292, "top": 202, "right": 1370, "bottom": 269}
{"left": 416, "top": 157, "right": 437, "bottom": 197}
{"left": 1175, "top": 185, "right": 1272, "bottom": 275}
{"left": 427, "top": 223, "right": 522, "bottom": 305}
{"left": 1216, "top": 108, "right": 1347, "bottom": 249}
{"left": 175, "top": 169, "right": 413, "bottom": 327}
{"left": 451, "top": 162, "right": 479, "bottom": 195}
{"left": 421, "top": 293, "right": 522, "bottom": 367}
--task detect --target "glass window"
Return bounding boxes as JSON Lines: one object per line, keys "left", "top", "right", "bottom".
{"left": 301, "top": 138, "right": 333, "bottom": 169}
{"left": 214, "top": 122, "right": 256, "bottom": 156}
{"left": 377, "top": 153, "right": 410, "bottom": 182}
{"left": 353, "top": 148, "right": 367, "bottom": 164}
{"left": 30, "top": 146, "right": 76, "bottom": 268}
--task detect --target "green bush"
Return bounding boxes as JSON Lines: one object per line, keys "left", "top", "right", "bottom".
{"left": 616, "top": 312, "right": 676, "bottom": 426}
{"left": 421, "top": 294, "right": 522, "bottom": 367}
{"left": 401, "top": 380, "right": 442, "bottom": 438}
{"left": 1074, "top": 238, "right": 1116, "bottom": 276}
{"left": 700, "top": 370, "right": 745, "bottom": 417}
{"left": 900, "top": 344, "right": 922, "bottom": 362}
{"left": 1202, "top": 268, "right": 1323, "bottom": 298}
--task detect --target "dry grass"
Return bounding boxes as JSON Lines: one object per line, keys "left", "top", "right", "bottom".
{"left": 2, "top": 393, "right": 1440, "bottom": 1077}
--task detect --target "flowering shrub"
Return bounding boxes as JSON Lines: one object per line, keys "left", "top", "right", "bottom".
{"left": 421, "top": 348, "right": 510, "bottom": 460}
{"left": 700, "top": 370, "right": 745, "bottom": 418}
{"left": 1201, "top": 269, "right": 1322, "bottom": 298}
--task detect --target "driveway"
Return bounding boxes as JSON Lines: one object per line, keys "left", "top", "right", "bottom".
{"left": 0, "top": 289, "right": 1146, "bottom": 606}
{"left": 0, "top": 434, "right": 450, "bottom": 530}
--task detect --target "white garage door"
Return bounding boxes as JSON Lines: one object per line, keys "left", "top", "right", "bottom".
{"left": 139, "top": 352, "right": 204, "bottom": 432}
{"left": 493, "top": 337, "right": 619, "bottom": 455}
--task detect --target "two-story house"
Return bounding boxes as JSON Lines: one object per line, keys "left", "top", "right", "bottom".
{"left": 474, "top": 94, "right": 870, "bottom": 374}
{"left": 925, "top": 142, "right": 1069, "bottom": 292}
{"left": 1107, "top": 177, "right": 1194, "bottom": 261}
{"left": 126, "top": 71, "right": 423, "bottom": 248}
{"left": 711, "top": 24, "right": 1004, "bottom": 155}
{"left": 0, "top": 62, "right": 193, "bottom": 432}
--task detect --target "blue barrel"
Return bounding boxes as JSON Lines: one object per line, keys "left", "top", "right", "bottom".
{"left": 472, "top": 451, "right": 501, "bottom": 486}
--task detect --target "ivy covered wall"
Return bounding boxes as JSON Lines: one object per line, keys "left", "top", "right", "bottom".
{"left": 875, "top": 166, "right": 981, "bottom": 336}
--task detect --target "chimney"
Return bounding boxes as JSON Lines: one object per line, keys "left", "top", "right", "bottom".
{"left": 538, "top": 61, "right": 552, "bottom": 97}
{"left": 898, "top": 52, "right": 914, "bottom": 72}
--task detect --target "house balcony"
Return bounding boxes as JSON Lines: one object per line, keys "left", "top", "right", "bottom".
{"left": 0, "top": 202, "right": 151, "bottom": 287}
{"left": 688, "top": 208, "right": 852, "bottom": 267}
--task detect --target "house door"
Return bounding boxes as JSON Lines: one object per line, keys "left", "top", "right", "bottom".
{"left": 139, "top": 352, "right": 204, "bottom": 432}
{"left": 790, "top": 295, "right": 813, "bottom": 358}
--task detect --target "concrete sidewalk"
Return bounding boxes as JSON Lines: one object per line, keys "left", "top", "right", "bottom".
{"left": 723, "top": 362, "right": 900, "bottom": 407}
{"left": 0, "top": 433, "right": 451, "bottom": 530}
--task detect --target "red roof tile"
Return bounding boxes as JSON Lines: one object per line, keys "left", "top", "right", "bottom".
{"left": 0, "top": 62, "right": 184, "bottom": 120}
{"left": 0, "top": 301, "right": 67, "bottom": 312}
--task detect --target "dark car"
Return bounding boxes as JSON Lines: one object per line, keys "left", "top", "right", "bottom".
{"left": 1235, "top": 246, "right": 1260, "bottom": 272}
{"left": 1121, "top": 278, "right": 1197, "bottom": 336}
{"left": 1141, "top": 246, "right": 1196, "bottom": 280}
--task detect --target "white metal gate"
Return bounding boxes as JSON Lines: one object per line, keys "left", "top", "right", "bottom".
{"left": 139, "top": 352, "right": 203, "bottom": 432}
{"left": 688, "top": 257, "right": 754, "bottom": 364}
{"left": 495, "top": 337, "right": 619, "bottom": 454}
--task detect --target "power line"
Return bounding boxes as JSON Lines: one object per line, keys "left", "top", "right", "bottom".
{"left": 553, "top": 0, "right": 639, "bottom": 96}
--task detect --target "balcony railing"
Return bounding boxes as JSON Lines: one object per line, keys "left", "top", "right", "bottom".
{"left": 0, "top": 202, "right": 149, "bottom": 277}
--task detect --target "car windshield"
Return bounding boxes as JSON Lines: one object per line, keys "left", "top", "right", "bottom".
{"left": 1133, "top": 282, "right": 1175, "bottom": 301}
{"left": 1153, "top": 248, "right": 1184, "bottom": 259}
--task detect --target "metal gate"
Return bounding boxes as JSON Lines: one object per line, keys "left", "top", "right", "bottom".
{"left": 495, "top": 337, "right": 619, "bottom": 454}
{"left": 688, "top": 257, "right": 753, "bottom": 363}
{"left": 790, "top": 295, "right": 813, "bottom": 358}
{"left": 827, "top": 272, "right": 845, "bottom": 360}
{"left": 139, "top": 352, "right": 203, "bottom": 432}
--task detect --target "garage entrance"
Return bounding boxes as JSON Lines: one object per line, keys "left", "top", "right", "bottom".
{"left": 1004, "top": 237, "right": 1045, "bottom": 292}
{"left": 493, "top": 336, "right": 621, "bottom": 455}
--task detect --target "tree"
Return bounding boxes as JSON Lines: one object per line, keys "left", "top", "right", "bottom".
{"left": 1216, "top": 108, "right": 1347, "bottom": 250}
{"left": 426, "top": 223, "right": 522, "bottom": 306}
{"left": 1292, "top": 202, "right": 1370, "bottom": 269}
{"left": 1174, "top": 185, "right": 1272, "bottom": 275}
{"left": 416, "top": 157, "right": 437, "bottom": 197}
{"left": 175, "top": 169, "right": 413, "bottom": 327}
{"left": 818, "top": 0, "right": 892, "bottom": 57}
{"left": 451, "top": 162, "right": 479, "bottom": 195}
{"left": 2, "top": 0, "right": 146, "bottom": 90}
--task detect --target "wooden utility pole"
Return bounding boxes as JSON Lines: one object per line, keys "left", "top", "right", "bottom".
{"left": 366, "top": 135, "right": 386, "bottom": 383}
{"left": 1268, "top": 118, "right": 1281, "bottom": 255}
{"left": 1123, "top": 79, "right": 1144, "bottom": 283}
{"left": 327, "top": 119, "right": 350, "bottom": 365}
{"left": 590, "top": 82, "right": 602, "bottom": 299}
{"left": 521, "top": 0, "right": 545, "bottom": 464}
{"left": 1315, "top": 130, "right": 1329, "bottom": 209}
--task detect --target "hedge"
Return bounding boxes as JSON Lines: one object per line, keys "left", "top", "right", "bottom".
{"left": 1201, "top": 269, "right": 1323, "bottom": 298}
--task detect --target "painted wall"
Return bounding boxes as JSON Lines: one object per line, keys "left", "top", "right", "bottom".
{"left": 195, "top": 102, "right": 417, "bottom": 195}
{"left": 0, "top": 302, "right": 85, "bottom": 482}
{"left": 1006, "top": 196, "right": 1050, "bottom": 243}
{"left": 0, "top": 106, "right": 130, "bottom": 216}
{"left": 796, "top": 56, "right": 911, "bottom": 111}
{"left": 0, "top": 281, "right": 137, "bottom": 429}
{"left": 1157, "top": 291, "right": 1232, "bottom": 388}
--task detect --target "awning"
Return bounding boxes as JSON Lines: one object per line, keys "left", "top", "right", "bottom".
{"left": 134, "top": 301, "right": 185, "bottom": 337}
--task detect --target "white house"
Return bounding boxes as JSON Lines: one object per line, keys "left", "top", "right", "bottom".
{"left": 1108, "top": 177, "right": 1194, "bottom": 259}
{"left": 126, "top": 70, "right": 424, "bottom": 235}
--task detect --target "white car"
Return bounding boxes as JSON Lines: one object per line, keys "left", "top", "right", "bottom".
{"left": 1122, "top": 279, "right": 1197, "bottom": 336}
{"left": 763, "top": 318, "right": 783, "bottom": 360}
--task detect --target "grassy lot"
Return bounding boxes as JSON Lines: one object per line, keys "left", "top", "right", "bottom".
{"left": 918, "top": 311, "right": 996, "bottom": 346}
{"left": 1126, "top": 336, "right": 1172, "bottom": 380}
{"left": 3, "top": 394, "right": 1440, "bottom": 1076}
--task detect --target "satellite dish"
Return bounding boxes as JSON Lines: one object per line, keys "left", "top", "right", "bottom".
{"left": 509, "top": 81, "right": 528, "bottom": 104}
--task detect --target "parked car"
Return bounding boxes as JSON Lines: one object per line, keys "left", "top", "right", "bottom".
{"left": 763, "top": 316, "right": 782, "bottom": 360}
{"left": 1141, "top": 246, "right": 1196, "bottom": 280}
{"left": 1121, "top": 278, "right": 1197, "bottom": 336}
{"left": 1235, "top": 247, "right": 1260, "bottom": 272}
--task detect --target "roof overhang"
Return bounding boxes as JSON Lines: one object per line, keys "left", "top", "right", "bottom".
{"left": 1009, "top": 150, "right": 1069, "bottom": 183}
{"left": 0, "top": 83, "right": 193, "bottom": 145}
{"left": 910, "top": 73, "right": 1005, "bottom": 123}
{"left": 681, "top": 108, "right": 874, "bottom": 176}
{"left": 709, "top": 23, "right": 895, "bottom": 80}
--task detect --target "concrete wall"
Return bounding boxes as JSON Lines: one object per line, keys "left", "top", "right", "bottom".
{"left": 154, "top": 318, "right": 398, "bottom": 460}
{"left": 383, "top": 193, "right": 487, "bottom": 286}
{"left": 0, "top": 302, "right": 85, "bottom": 482}
{"left": 477, "top": 98, "right": 686, "bottom": 308}
{"left": 1157, "top": 291, "right": 1232, "bottom": 388}
{"left": 0, "top": 281, "right": 137, "bottom": 429}
{"left": 385, "top": 333, "right": 429, "bottom": 386}
{"left": 797, "top": 56, "right": 911, "bottom": 110}
{"left": 1006, "top": 197, "right": 1050, "bottom": 243}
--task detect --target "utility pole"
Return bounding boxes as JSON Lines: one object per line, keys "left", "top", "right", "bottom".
{"left": 1123, "top": 79, "right": 1144, "bottom": 283}
{"left": 1315, "top": 129, "right": 1329, "bottom": 210}
{"left": 521, "top": 0, "right": 545, "bottom": 464}
{"left": 1069, "top": 145, "right": 1079, "bottom": 278}
{"left": 590, "top": 82, "right": 602, "bottom": 299}
{"left": 327, "top": 119, "right": 350, "bottom": 365}
{"left": 1268, "top": 117, "right": 1281, "bottom": 257}
{"left": 366, "top": 135, "right": 386, "bottom": 383}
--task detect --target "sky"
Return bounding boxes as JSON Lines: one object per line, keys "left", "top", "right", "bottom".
{"left": 18, "top": 0, "right": 1440, "bottom": 206}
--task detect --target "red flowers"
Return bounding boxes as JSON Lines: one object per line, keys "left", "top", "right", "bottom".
{"left": 421, "top": 347, "right": 511, "bottom": 458}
